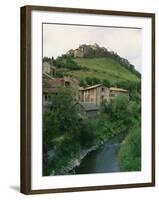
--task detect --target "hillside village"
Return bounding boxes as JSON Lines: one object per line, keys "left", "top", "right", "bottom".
{"left": 43, "top": 61, "right": 129, "bottom": 118}
{"left": 42, "top": 44, "right": 141, "bottom": 176}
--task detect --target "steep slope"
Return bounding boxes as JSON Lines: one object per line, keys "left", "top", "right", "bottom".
{"left": 44, "top": 43, "right": 140, "bottom": 85}
{"left": 64, "top": 57, "right": 140, "bottom": 84}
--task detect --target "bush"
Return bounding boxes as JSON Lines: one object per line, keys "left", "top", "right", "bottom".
{"left": 59, "top": 136, "right": 80, "bottom": 156}
{"left": 43, "top": 111, "right": 59, "bottom": 148}
{"left": 111, "top": 96, "right": 131, "bottom": 124}
{"left": 54, "top": 56, "right": 82, "bottom": 70}
{"left": 116, "top": 80, "right": 141, "bottom": 101}
{"left": 118, "top": 126, "right": 141, "bottom": 171}
{"left": 84, "top": 77, "right": 101, "bottom": 86}
{"left": 79, "top": 79, "right": 87, "bottom": 87}
{"left": 103, "top": 79, "right": 110, "bottom": 87}
{"left": 99, "top": 96, "right": 140, "bottom": 140}
{"left": 43, "top": 56, "right": 55, "bottom": 66}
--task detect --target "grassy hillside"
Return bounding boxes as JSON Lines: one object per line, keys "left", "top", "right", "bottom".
{"left": 63, "top": 57, "right": 140, "bottom": 84}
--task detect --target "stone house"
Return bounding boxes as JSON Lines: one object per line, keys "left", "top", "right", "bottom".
{"left": 43, "top": 74, "right": 59, "bottom": 108}
{"left": 79, "top": 84, "right": 110, "bottom": 106}
{"left": 43, "top": 75, "right": 80, "bottom": 109}
{"left": 62, "top": 76, "right": 79, "bottom": 91}
{"left": 74, "top": 102, "right": 99, "bottom": 118}
{"left": 43, "top": 61, "right": 56, "bottom": 77}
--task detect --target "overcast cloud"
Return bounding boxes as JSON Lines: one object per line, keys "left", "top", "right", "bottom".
{"left": 43, "top": 24, "right": 142, "bottom": 73}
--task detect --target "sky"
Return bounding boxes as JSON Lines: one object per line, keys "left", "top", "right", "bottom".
{"left": 43, "top": 24, "right": 142, "bottom": 73}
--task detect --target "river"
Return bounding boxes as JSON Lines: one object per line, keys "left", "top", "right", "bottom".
{"left": 74, "top": 138, "right": 121, "bottom": 174}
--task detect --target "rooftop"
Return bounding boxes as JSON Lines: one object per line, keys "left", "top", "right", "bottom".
{"left": 77, "top": 102, "right": 99, "bottom": 111}
{"left": 43, "top": 61, "right": 56, "bottom": 69}
{"left": 109, "top": 87, "right": 128, "bottom": 92}
{"left": 43, "top": 72, "right": 55, "bottom": 80}
{"left": 80, "top": 84, "right": 103, "bottom": 91}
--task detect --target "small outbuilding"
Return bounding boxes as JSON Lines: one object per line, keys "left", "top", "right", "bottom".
{"left": 74, "top": 102, "right": 99, "bottom": 119}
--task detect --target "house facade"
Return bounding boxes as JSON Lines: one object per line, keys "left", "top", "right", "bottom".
{"left": 79, "top": 84, "right": 110, "bottom": 106}
{"left": 43, "top": 74, "right": 80, "bottom": 109}
{"left": 43, "top": 61, "right": 56, "bottom": 76}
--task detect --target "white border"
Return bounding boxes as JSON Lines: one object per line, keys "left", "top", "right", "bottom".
{"left": 31, "top": 10, "right": 152, "bottom": 190}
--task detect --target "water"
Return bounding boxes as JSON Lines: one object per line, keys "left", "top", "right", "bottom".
{"left": 75, "top": 139, "right": 120, "bottom": 174}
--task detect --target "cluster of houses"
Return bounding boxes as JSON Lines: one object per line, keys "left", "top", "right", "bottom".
{"left": 43, "top": 61, "right": 129, "bottom": 118}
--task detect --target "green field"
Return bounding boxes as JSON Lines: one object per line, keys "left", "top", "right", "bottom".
{"left": 64, "top": 58, "right": 140, "bottom": 84}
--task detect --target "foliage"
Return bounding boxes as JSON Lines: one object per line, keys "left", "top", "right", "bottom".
{"left": 43, "top": 78, "right": 141, "bottom": 175}
{"left": 48, "top": 88, "right": 79, "bottom": 135}
{"left": 43, "top": 56, "right": 55, "bottom": 66}
{"left": 43, "top": 87, "right": 97, "bottom": 175}
{"left": 103, "top": 79, "right": 110, "bottom": 87}
{"left": 78, "top": 119, "right": 97, "bottom": 147}
{"left": 70, "top": 58, "right": 140, "bottom": 85}
{"left": 54, "top": 56, "right": 82, "bottom": 70}
{"left": 79, "top": 79, "right": 87, "bottom": 87}
{"left": 79, "top": 77, "right": 110, "bottom": 87}
{"left": 79, "top": 77, "right": 101, "bottom": 86}
{"left": 99, "top": 95, "right": 141, "bottom": 140}
{"left": 116, "top": 80, "right": 141, "bottom": 101}
{"left": 118, "top": 125, "right": 141, "bottom": 171}
{"left": 43, "top": 135, "right": 80, "bottom": 176}
{"left": 43, "top": 111, "right": 59, "bottom": 148}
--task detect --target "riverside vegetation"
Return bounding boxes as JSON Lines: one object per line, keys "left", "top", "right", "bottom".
{"left": 43, "top": 86, "right": 141, "bottom": 175}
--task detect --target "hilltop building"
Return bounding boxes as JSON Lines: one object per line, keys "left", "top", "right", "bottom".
{"left": 67, "top": 43, "right": 108, "bottom": 58}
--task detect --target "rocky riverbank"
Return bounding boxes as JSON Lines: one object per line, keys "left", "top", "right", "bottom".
{"left": 50, "top": 139, "right": 106, "bottom": 176}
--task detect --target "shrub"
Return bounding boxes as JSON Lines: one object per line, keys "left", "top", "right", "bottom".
{"left": 118, "top": 126, "right": 141, "bottom": 171}
{"left": 103, "top": 79, "right": 110, "bottom": 87}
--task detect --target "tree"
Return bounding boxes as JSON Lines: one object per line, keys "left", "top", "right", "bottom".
{"left": 48, "top": 87, "right": 79, "bottom": 134}
{"left": 79, "top": 79, "right": 87, "bottom": 87}
{"left": 43, "top": 56, "right": 55, "bottom": 66}
{"left": 43, "top": 87, "right": 80, "bottom": 169}
{"left": 84, "top": 77, "right": 101, "bottom": 85}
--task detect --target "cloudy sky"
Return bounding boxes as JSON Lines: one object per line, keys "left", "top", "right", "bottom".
{"left": 43, "top": 24, "right": 142, "bottom": 73}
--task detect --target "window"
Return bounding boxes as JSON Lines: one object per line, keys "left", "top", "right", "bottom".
{"left": 65, "top": 81, "right": 71, "bottom": 87}
{"left": 45, "top": 95, "right": 48, "bottom": 101}
{"left": 101, "top": 87, "right": 105, "bottom": 92}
